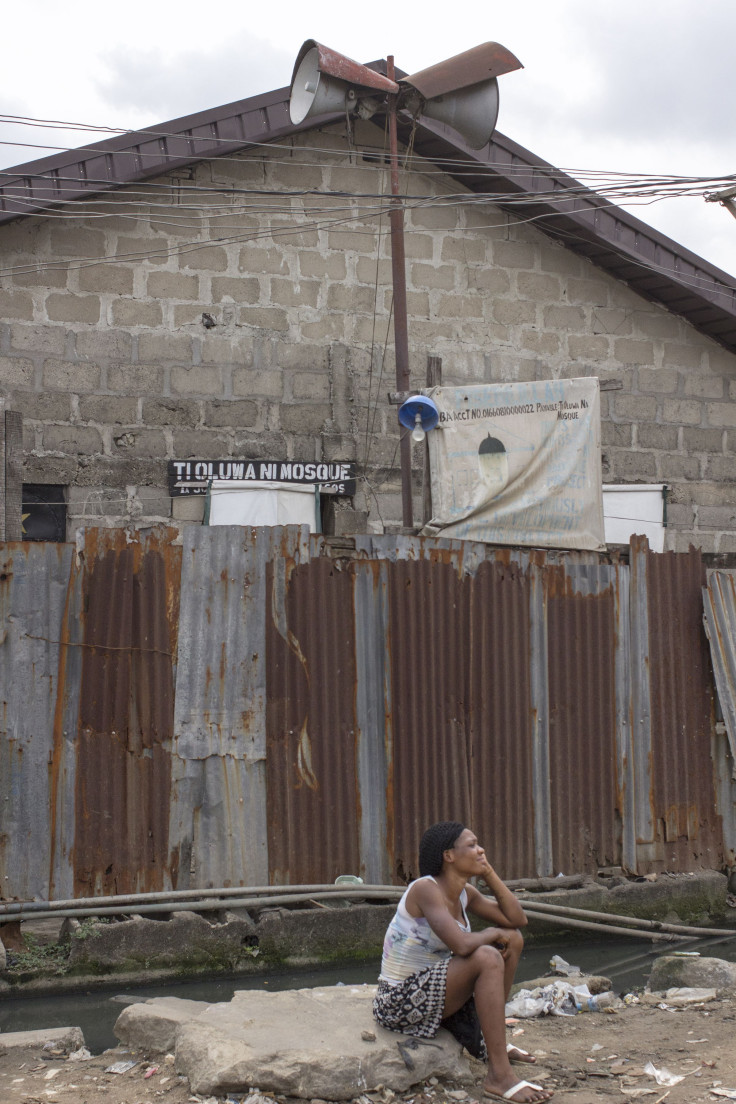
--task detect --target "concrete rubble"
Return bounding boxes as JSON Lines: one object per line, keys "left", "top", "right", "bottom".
{"left": 648, "top": 954, "right": 736, "bottom": 995}
{"left": 114, "top": 984, "right": 472, "bottom": 1099}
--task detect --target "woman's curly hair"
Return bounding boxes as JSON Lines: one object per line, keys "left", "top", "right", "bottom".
{"left": 418, "top": 821, "right": 466, "bottom": 877}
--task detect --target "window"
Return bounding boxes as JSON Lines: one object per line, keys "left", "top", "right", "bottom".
{"left": 22, "top": 484, "right": 67, "bottom": 542}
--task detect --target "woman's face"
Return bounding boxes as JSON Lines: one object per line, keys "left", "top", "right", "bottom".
{"left": 446, "top": 828, "right": 486, "bottom": 872}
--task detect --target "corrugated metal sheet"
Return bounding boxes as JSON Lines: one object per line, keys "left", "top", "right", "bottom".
{"left": 641, "top": 539, "right": 724, "bottom": 871}
{"left": 704, "top": 570, "right": 736, "bottom": 770}
{"left": 266, "top": 529, "right": 360, "bottom": 884}
{"left": 0, "top": 542, "right": 75, "bottom": 900}
{"left": 71, "top": 528, "right": 181, "bottom": 895}
{"left": 0, "top": 527, "right": 730, "bottom": 900}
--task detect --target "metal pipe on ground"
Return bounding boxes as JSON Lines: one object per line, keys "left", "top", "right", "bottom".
{"left": 1, "top": 888, "right": 404, "bottom": 924}
{"left": 0, "top": 884, "right": 403, "bottom": 918}
{"left": 521, "top": 898, "right": 736, "bottom": 939}
{"left": 523, "top": 908, "right": 689, "bottom": 942}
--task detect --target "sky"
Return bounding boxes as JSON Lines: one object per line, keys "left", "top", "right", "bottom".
{"left": 2, "top": 0, "right": 735, "bottom": 278}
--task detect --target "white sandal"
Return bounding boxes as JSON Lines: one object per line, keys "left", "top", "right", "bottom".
{"left": 482, "top": 1080, "right": 549, "bottom": 1102}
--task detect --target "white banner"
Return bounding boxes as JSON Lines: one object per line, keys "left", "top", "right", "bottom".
{"left": 423, "top": 378, "right": 605, "bottom": 550}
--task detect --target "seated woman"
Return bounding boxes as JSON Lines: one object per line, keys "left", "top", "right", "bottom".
{"left": 373, "top": 821, "right": 552, "bottom": 1104}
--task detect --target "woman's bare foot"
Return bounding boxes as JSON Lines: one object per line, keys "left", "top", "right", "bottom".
{"left": 481, "top": 1074, "right": 552, "bottom": 1103}
{"left": 506, "top": 1043, "right": 536, "bottom": 1064}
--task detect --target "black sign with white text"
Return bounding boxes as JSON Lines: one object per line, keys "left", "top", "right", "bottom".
{"left": 168, "top": 459, "right": 357, "bottom": 497}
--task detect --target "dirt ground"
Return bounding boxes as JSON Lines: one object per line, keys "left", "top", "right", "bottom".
{"left": 1, "top": 996, "right": 735, "bottom": 1104}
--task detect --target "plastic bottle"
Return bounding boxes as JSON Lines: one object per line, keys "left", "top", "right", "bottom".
{"left": 585, "top": 991, "right": 621, "bottom": 1011}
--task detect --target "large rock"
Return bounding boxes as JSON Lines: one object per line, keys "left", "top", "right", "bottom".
{"left": 114, "top": 996, "right": 210, "bottom": 1053}
{"left": 648, "top": 955, "right": 736, "bottom": 994}
{"left": 68, "top": 910, "right": 257, "bottom": 971}
{"left": 174, "top": 984, "right": 472, "bottom": 1099}
{"left": 0, "top": 1026, "right": 84, "bottom": 1053}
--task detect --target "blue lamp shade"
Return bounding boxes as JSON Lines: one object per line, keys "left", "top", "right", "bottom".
{"left": 398, "top": 395, "right": 440, "bottom": 432}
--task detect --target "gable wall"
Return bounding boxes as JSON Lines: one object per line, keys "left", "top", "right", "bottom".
{"left": 0, "top": 121, "right": 734, "bottom": 550}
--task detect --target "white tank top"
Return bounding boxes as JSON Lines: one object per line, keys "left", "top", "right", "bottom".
{"left": 379, "top": 875, "right": 471, "bottom": 985}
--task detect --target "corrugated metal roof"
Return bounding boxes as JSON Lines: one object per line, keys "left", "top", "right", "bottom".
{"left": 704, "top": 570, "right": 736, "bottom": 771}
{"left": 0, "top": 77, "right": 734, "bottom": 353}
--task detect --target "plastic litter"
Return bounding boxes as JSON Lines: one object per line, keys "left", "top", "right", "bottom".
{"left": 549, "top": 954, "right": 581, "bottom": 977}
{"left": 506, "top": 980, "right": 594, "bottom": 1017}
{"left": 662, "top": 987, "right": 717, "bottom": 1006}
{"left": 105, "top": 1059, "right": 137, "bottom": 1074}
{"left": 710, "top": 1090, "right": 736, "bottom": 1100}
{"left": 644, "top": 1061, "right": 684, "bottom": 1086}
{"left": 68, "top": 1047, "right": 93, "bottom": 1062}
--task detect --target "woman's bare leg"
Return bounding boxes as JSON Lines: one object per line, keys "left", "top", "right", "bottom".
{"left": 444, "top": 948, "right": 552, "bottom": 1103}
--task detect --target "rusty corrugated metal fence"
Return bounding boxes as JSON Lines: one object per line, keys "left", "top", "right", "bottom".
{"left": 1, "top": 526, "right": 733, "bottom": 900}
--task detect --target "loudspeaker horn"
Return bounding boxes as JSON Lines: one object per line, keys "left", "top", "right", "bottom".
{"left": 290, "top": 40, "right": 399, "bottom": 126}
{"left": 400, "top": 42, "right": 522, "bottom": 150}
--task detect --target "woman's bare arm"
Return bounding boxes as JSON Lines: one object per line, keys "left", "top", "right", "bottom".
{"left": 407, "top": 879, "right": 513, "bottom": 958}
{"left": 465, "top": 856, "right": 527, "bottom": 929}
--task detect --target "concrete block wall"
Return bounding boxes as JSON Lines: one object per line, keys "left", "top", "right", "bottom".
{"left": 0, "top": 120, "right": 734, "bottom": 549}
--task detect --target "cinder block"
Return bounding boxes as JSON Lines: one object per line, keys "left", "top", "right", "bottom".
{"left": 403, "top": 234, "right": 434, "bottom": 260}
{"left": 181, "top": 246, "right": 229, "bottom": 272}
{"left": 636, "top": 424, "right": 679, "bottom": 450}
{"left": 326, "top": 228, "right": 377, "bottom": 252}
{"left": 172, "top": 429, "right": 234, "bottom": 458}
{"left": 539, "top": 244, "right": 585, "bottom": 279}
{"left": 543, "top": 304, "right": 587, "bottom": 330}
{"left": 269, "top": 278, "right": 320, "bottom": 309}
{"left": 199, "top": 335, "right": 250, "bottom": 365}
{"left": 43, "top": 424, "right": 103, "bottom": 453}
{"left": 492, "top": 299, "right": 537, "bottom": 325}
{"left": 683, "top": 376, "right": 724, "bottom": 398}
{"left": 409, "top": 206, "right": 458, "bottom": 231}
{"left": 663, "top": 342, "right": 703, "bottom": 369}
{"left": 108, "top": 364, "right": 164, "bottom": 395}
{"left": 565, "top": 277, "right": 610, "bottom": 306}
{"left": 111, "top": 429, "right": 167, "bottom": 458}
{"left": 0, "top": 355, "right": 35, "bottom": 387}
{"left": 567, "top": 334, "right": 610, "bottom": 360}
{"left": 138, "top": 333, "right": 193, "bottom": 362}
{"left": 492, "top": 240, "right": 535, "bottom": 269}
{"left": 706, "top": 402, "right": 736, "bottom": 427}
{"left": 299, "top": 317, "right": 345, "bottom": 342}
{"left": 631, "top": 310, "right": 680, "bottom": 340}
{"left": 146, "top": 271, "right": 200, "bottom": 300}
{"left": 638, "top": 367, "right": 679, "bottom": 393}
{"left": 172, "top": 496, "right": 206, "bottom": 521}
{"left": 437, "top": 294, "right": 483, "bottom": 319}
{"left": 232, "top": 368, "right": 284, "bottom": 398}
{"left": 12, "top": 267, "right": 67, "bottom": 289}
{"left": 692, "top": 474, "right": 735, "bottom": 499}
{"left": 697, "top": 505, "right": 736, "bottom": 529}
{"left": 661, "top": 399, "right": 702, "bottom": 425}
{"left": 45, "top": 294, "right": 100, "bottom": 324}
{"left": 701, "top": 454, "right": 736, "bottom": 481}
{"left": 613, "top": 394, "right": 657, "bottom": 421}
{"left": 327, "top": 284, "right": 377, "bottom": 312}
{"left": 605, "top": 448, "right": 657, "bottom": 481}
{"left": 75, "top": 329, "right": 133, "bottom": 361}
{"left": 355, "top": 257, "right": 393, "bottom": 284}
{"left": 171, "top": 365, "right": 225, "bottom": 396}
{"left": 592, "top": 309, "right": 632, "bottom": 336}
{"left": 441, "top": 238, "right": 488, "bottom": 264}
{"left": 289, "top": 372, "right": 330, "bottom": 401}
{"left": 601, "top": 421, "right": 632, "bottom": 446}
{"left": 143, "top": 399, "right": 200, "bottom": 426}
{"left": 204, "top": 400, "right": 259, "bottom": 427}
{"left": 0, "top": 289, "right": 34, "bottom": 320}
{"left": 280, "top": 404, "right": 330, "bottom": 434}
{"left": 208, "top": 278, "right": 263, "bottom": 304}
{"left": 111, "top": 299, "right": 164, "bottom": 327}
{"left": 78, "top": 265, "right": 134, "bottom": 295}
{"left": 239, "top": 246, "right": 291, "bottom": 276}
{"left": 238, "top": 307, "right": 290, "bottom": 332}
{"left": 298, "top": 253, "right": 347, "bottom": 280}
{"left": 517, "top": 272, "right": 562, "bottom": 301}
{"left": 521, "top": 330, "right": 560, "bottom": 355}
{"left": 79, "top": 395, "right": 138, "bottom": 424}
{"left": 467, "top": 268, "right": 510, "bottom": 294}
{"left": 10, "top": 324, "right": 67, "bottom": 355}
{"left": 48, "top": 227, "right": 106, "bottom": 255}
{"left": 657, "top": 454, "right": 701, "bottom": 480}
{"left": 43, "top": 359, "right": 101, "bottom": 391}
{"left": 613, "top": 335, "right": 653, "bottom": 366}
{"left": 682, "top": 427, "right": 725, "bottom": 453}
{"left": 11, "top": 391, "right": 71, "bottom": 420}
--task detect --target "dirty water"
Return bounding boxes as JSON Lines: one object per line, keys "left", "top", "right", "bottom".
{"left": 3, "top": 934, "right": 736, "bottom": 1053}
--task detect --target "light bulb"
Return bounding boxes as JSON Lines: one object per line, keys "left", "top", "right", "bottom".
{"left": 411, "top": 412, "right": 426, "bottom": 443}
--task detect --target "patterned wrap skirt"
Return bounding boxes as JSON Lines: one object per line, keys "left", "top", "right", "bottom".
{"left": 373, "top": 959, "right": 488, "bottom": 1061}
